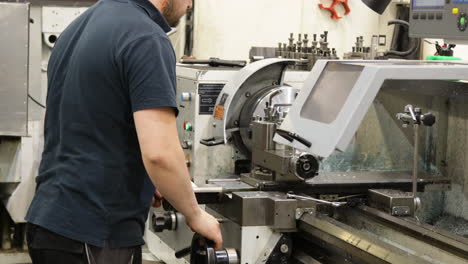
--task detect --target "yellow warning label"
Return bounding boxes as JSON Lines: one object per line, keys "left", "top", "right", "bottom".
{"left": 214, "top": 105, "right": 225, "bottom": 120}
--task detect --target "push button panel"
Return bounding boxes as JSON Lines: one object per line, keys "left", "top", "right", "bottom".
{"left": 410, "top": 0, "right": 468, "bottom": 39}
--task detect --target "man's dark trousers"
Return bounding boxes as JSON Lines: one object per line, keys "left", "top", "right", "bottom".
{"left": 26, "top": 224, "right": 142, "bottom": 264}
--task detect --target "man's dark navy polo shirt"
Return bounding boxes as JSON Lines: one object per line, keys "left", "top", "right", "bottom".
{"left": 26, "top": 0, "right": 177, "bottom": 248}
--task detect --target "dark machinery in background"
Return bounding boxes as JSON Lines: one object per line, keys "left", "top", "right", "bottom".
{"left": 184, "top": 1, "right": 195, "bottom": 57}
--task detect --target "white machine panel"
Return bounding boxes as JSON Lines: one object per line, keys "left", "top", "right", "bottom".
{"left": 0, "top": 2, "right": 30, "bottom": 136}
{"left": 276, "top": 60, "right": 468, "bottom": 158}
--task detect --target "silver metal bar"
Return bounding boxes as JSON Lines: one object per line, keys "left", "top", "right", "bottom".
{"left": 287, "top": 194, "right": 346, "bottom": 207}
{"left": 412, "top": 124, "right": 419, "bottom": 198}
{"left": 193, "top": 186, "right": 223, "bottom": 193}
{"left": 206, "top": 178, "right": 241, "bottom": 183}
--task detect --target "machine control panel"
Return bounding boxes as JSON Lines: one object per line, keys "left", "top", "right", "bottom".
{"left": 410, "top": 0, "right": 468, "bottom": 41}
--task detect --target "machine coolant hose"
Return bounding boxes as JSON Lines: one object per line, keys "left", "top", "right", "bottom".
{"left": 385, "top": 19, "right": 421, "bottom": 57}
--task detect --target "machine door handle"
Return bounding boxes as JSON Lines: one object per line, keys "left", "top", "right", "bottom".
{"left": 276, "top": 129, "right": 312, "bottom": 148}
{"left": 200, "top": 137, "right": 225, "bottom": 146}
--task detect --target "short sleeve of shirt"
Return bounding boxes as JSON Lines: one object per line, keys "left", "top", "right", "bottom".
{"left": 119, "top": 35, "right": 178, "bottom": 115}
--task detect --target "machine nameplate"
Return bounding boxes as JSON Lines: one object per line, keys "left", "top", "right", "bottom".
{"left": 198, "top": 83, "right": 225, "bottom": 115}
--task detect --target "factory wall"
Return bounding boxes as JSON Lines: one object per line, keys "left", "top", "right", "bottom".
{"left": 192, "top": 0, "right": 398, "bottom": 61}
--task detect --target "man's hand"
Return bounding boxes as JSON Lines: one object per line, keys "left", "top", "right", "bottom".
{"left": 152, "top": 190, "right": 163, "bottom": 208}
{"left": 186, "top": 209, "right": 223, "bottom": 250}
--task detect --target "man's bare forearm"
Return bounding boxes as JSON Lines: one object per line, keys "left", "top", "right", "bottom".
{"left": 142, "top": 147, "right": 201, "bottom": 221}
{"left": 134, "top": 108, "right": 201, "bottom": 222}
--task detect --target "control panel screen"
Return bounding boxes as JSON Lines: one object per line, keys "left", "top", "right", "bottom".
{"left": 412, "top": 0, "right": 445, "bottom": 8}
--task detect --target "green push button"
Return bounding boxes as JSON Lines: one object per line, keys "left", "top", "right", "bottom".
{"left": 461, "top": 17, "right": 466, "bottom": 25}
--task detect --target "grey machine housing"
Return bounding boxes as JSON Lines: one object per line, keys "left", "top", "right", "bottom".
{"left": 275, "top": 60, "right": 468, "bottom": 158}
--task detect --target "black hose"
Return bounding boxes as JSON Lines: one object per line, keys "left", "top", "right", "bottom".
{"left": 385, "top": 19, "right": 420, "bottom": 57}
{"left": 387, "top": 19, "right": 410, "bottom": 28}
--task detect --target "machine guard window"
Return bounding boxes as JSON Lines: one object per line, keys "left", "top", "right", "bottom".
{"left": 299, "top": 62, "right": 364, "bottom": 124}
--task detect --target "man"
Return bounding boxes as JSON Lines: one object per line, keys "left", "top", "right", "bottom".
{"left": 25, "top": 0, "right": 223, "bottom": 263}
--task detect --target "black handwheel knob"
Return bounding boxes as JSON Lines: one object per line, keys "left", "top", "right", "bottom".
{"left": 421, "top": 113, "right": 436, "bottom": 127}
{"left": 151, "top": 211, "right": 177, "bottom": 232}
{"left": 190, "top": 234, "right": 239, "bottom": 264}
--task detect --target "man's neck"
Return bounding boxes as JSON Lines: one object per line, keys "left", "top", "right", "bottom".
{"left": 149, "top": 0, "right": 165, "bottom": 12}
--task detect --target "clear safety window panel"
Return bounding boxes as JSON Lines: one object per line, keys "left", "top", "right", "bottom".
{"left": 275, "top": 60, "right": 468, "bottom": 158}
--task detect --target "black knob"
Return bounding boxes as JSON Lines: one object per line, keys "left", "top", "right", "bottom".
{"left": 175, "top": 247, "right": 192, "bottom": 259}
{"left": 421, "top": 113, "right": 436, "bottom": 127}
{"left": 151, "top": 211, "right": 177, "bottom": 232}
{"left": 188, "top": 234, "right": 239, "bottom": 264}
{"left": 295, "top": 154, "right": 319, "bottom": 180}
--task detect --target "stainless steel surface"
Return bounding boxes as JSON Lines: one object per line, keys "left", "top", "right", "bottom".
{"left": 298, "top": 213, "right": 427, "bottom": 264}
{"left": 251, "top": 121, "right": 276, "bottom": 152}
{"left": 0, "top": 2, "right": 30, "bottom": 136}
{"left": 340, "top": 206, "right": 468, "bottom": 263}
{"left": 193, "top": 186, "right": 223, "bottom": 193}
{"left": 225, "top": 248, "right": 238, "bottom": 264}
{"left": 308, "top": 171, "right": 447, "bottom": 186}
{"left": 368, "top": 189, "right": 417, "bottom": 216}
{"left": 357, "top": 205, "right": 468, "bottom": 257}
{"left": 298, "top": 208, "right": 468, "bottom": 264}
{"left": 208, "top": 191, "right": 307, "bottom": 230}
{"left": 171, "top": 212, "right": 177, "bottom": 231}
